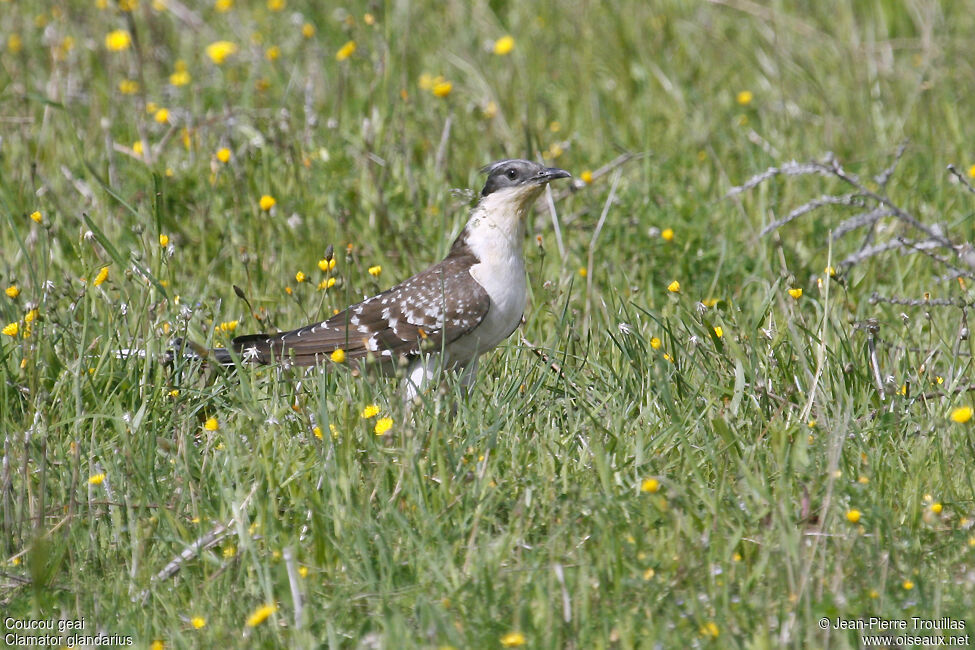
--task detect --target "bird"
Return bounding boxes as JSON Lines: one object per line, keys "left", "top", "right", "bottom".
{"left": 197, "top": 159, "right": 571, "bottom": 401}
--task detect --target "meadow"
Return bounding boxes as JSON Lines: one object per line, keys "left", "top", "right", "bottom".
{"left": 2, "top": 0, "right": 975, "bottom": 647}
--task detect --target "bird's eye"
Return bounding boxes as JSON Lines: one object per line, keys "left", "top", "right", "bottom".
{"left": 505, "top": 168, "right": 518, "bottom": 180}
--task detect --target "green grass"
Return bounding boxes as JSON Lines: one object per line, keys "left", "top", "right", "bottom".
{"left": 2, "top": 0, "right": 975, "bottom": 647}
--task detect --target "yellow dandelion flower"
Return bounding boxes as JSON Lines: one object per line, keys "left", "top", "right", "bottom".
{"left": 30, "top": 211, "right": 42, "bottom": 223}
{"left": 641, "top": 478, "right": 660, "bottom": 493}
{"left": 149, "top": 641, "right": 164, "bottom": 650}
{"left": 500, "top": 631, "right": 526, "bottom": 647}
{"left": 190, "top": 616, "right": 205, "bottom": 629}
{"left": 482, "top": 101, "right": 498, "bottom": 118}
{"left": 368, "top": 265, "right": 382, "bottom": 277}
{"left": 931, "top": 503, "right": 943, "bottom": 514}
{"left": 217, "top": 320, "right": 238, "bottom": 333}
{"left": 902, "top": 580, "right": 914, "bottom": 590}
{"left": 259, "top": 194, "right": 276, "bottom": 211}
{"left": 667, "top": 280, "right": 680, "bottom": 293}
{"left": 578, "top": 267, "right": 587, "bottom": 277}
{"left": 361, "top": 404, "right": 379, "bottom": 419}
{"left": 245, "top": 603, "right": 277, "bottom": 627}
{"left": 88, "top": 473, "right": 106, "bottom": 485}
{"left": 846, "top": 509, "right": 861, "bottom": 523}
{"left": 298, "top": 566, "right": 309, "bottom": 578}
{"left": 736, "top": 90, "right": 753, "bottom": 105}
{"left": 154, "top": 108, "right": 170, "bottom": 123}
{"left": 118, "top": 0, "right": 138, "bottom": 10}
{"left": 5, "top": 286, "right": 20, "bottom": 299}
{"left": 649, "top": 336, "right": 662, "bottom": 350}
{"left": 493, "top": 35, "right": 515, "bottom": 55}
{"left": 313, "top": 426, "right": 323, "bottom": 439}
{"left": 2, "top": 322, "right": 19, "bottom": 337}
{"left": 7, "top": 34, "right": 22, "bottom": 54}
{"left": 94, "top": 266, "right": 109, "bottom": 287}
{"left": 265, "top": 45, "right": 280, "bottom": 61}
{"left": 950, "top": 406, "right": 973, "bottom": 423}
{"left": 968, "top": 164, "right": 975, "bottom": 179}
{"left": 118, "top": 79, "right": 139, "bottom": 94}
{"left": 318, "top": 258, "right": 337, "bottom": 272}
{"left": 215, "top": 147, "right": 231, "bottom": 163}
{"left": 159, "top": 234, "right": 169, "bottom": 247}
{"left": 700, "top": 622, "right": 719, "bottom": 638}
{"left": 335, "top": 40, "right": 356, "bottom": 62}
{"left": 317, "top": 278, "right": 336, "bottom": 291}
{"left": 364, "top": 13, "right": 375, "bottom": 25}
{"left": 374, "top": 417, "right": 393, "bottom": 435}
{"left": 330, "top": 348, "right": 345, "bottom": 363}
{"left": 580, "top": 170, "right": 593, "bottom": 184}
{"left": 713, "top": 326, "right": 723, "bottom": 338}
{"left": 267, "top": 0, "right": 284, "bottom": 10}
{"left": 432, "top": 81, "right": 453, "bottom": 97}
{"left": 825, "top": 265, "right": 836, "bottom": 277}
{"left": 661, "top": 228, "right": 674, "bottom": 242}
{"left": 301, "top": 23, "right": 315, "bottom": 38}
{"left": 215, "top": 0, "right": 233, "bottom": 10}
{"left": 204, "top": 417, "right": 219, "bottom": 431}
{"left": 205, "top": 41, "right": 238, "bottom": 65}
{"left": 787, "top": 287, "right": 803, "bottom": 300}
{"left": 169, "top": 69, "right": 191, "bottom": 86}
{"left": 222, "top": 545, "right": 236, "bottom": 558}
{"left": 295, "top": 271, "right": 307, "bottom": 283}
{"left": 105, "top": 30, "right": 132, "bottom": 51}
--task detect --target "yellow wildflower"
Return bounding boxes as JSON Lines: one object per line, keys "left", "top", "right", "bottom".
{"left": 4, "top": 322, "right": 21, "bottom": 337}
{"left": 493, "top": 35, "right": 515, "bottom": 55}
{"left": 950, "top": 406, "right": 973, "bottom": 423}
{"left": 204, "top": 417, "right": 219, "bottom": 431}
{"left": 580, "top": 170, "right": 593, "bottom": 184}
{"left": 318, "top": 257, "right": 336, "bottom": 272}
{"left": 713, "top": 326, "right": 723, "bottom": 338}
{"left": 930, "top": 503, "right": 943, "bottom": 514}
{"left": 578, "top": 267, "right": 587, "bottom": 277}
{"left": 154, "top": 108, "right": 170, "bottom": 124}
{"left": 298, "top": 566, "right": 309, "bottom": 578}
{"left": 313, "top": 426, "right": 323, "bottom": 439}
{"left": 317, "top": 278, "right": 336, "bottom": 291}
{"left": 363, "top": 13, "right": 375, "bottom": 25}
{"left": 88, "top": 473, "right": 106, "bottom": 485}
{"left": 432, "top": 81, "right": 453, "bottom": 97}
{"left": 30, "top": 211, "right": 42, "bottom": 223}
{"left": 169, "top": 69, "right": 191, "bottom": 86}
{"left": 968, "top": 164, "right": 975, "bottom": 179}
{"left": 335, "top": 40, "right": 356, "bottom": 62}
{"left": 190, "top": 617, "right": 205, "bottom": 629}
{"left": 5, "top": 286, "right": 20, "bottom": 299}
{"left": 245, "top": 603, "right": 277, "bottom": 627}
{"left": 217, "top": 320, "right": 238, "bottom": 333}
{"left": 259, "top": 194, "right": 276, "bottom": 211}
{"left": 159, "top": 234, "right": 169, "bottom": 247}
{"left": 641, "top": 478, "right": 660, "bottom": 493}
{"left": 902, "top": 580, "right": 914, "bottom": 590}
{"left": 787, "top": 288, "right": 803, "bottom": 300}
{"left": 149, "top": 641, "right": 164, "bottom": 650}
{"left": 661, "top": 228, "right": 674, "bottom": 242}
{"left": 205, "top": 41, "right": 238, "bottom": 65}
{"left": 105, "top": 30, "right": 131, "bottom": 51}
{"left": 7, "top": 34, "right": 22, "bottom": 54}
{"left": 267, "top": 0, "right": 284, "bottom": 10}
{"left": 667, "top": 280, "right": 680, "bottom": 293}
{"left": 650, "top": 337, "right": 662, "bottom": 350}
{"left": 368, "top": 265, "right": 382, "bottom": 277}
{"left": 215, "top": 0, "right": 233, "bottom": 11}
{"left": 94, "top": 266, "right": 109, "bottom": 287}
{"left": 301, "top": 23, "right": 315, "bottom": 38}
{"left": 295, "top": 271, "right": 307, "bottom": 283}
{"left": 118, "top": 79, "right": 139, "bottom": 94}
{"left": 736, "top": 90, "right": 753, "bottom": 105}
{"left": 266, "top": 45, "right": 280, "bottom": 61}
{"left": 330, "top": 349, "right": 345, "bottom": 363}
{"left": 374, "top": 417, "right": 393, "bottom": 435}
{"left": 361, "top": 404, "right": 379, "bottom": 419}
{"left": 500, "top": 632, "right": 526, "bottom": 647}
{"left": 216, "top": 147, "right": 231, "bottom": 163}
{"left": 825, "top": 265, "right": 836, "bottom": 277}
{"left": 482, "top": 101, "right": 498, "bottom": 119}
{"left": 846, "top": 509, "right": 861, "bottom": 523}
{"left": 700, "top": 622, "right": 719, "bottom": 638}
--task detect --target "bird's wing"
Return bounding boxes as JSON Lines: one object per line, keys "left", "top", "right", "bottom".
{"left": 230, "top": 253, "right": 490, "bottom": 366}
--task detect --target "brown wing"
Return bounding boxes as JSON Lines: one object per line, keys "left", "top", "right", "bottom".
{"left": 230, "top": 253, "right": 490, "bottom": 367}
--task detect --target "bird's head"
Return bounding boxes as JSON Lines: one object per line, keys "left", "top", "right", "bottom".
{"left": 479, "top": 159, "right": 571, "bottom": 210}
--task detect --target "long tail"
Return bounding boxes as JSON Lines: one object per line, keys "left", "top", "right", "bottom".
{"left": 114, "top": 338, "right": 237, "bottom": 366}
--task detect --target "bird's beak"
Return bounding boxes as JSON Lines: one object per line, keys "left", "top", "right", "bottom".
{"left": 532, "top": 167, "right": 572, "bottom": 184}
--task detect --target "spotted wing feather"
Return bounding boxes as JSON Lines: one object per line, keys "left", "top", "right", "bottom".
{"left": 230, "top": 253, "right": 489, "bottom": 366}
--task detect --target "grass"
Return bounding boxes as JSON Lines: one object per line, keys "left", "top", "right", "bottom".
{"left": 2, "top": 0, "right": 975, "bottom": 647}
